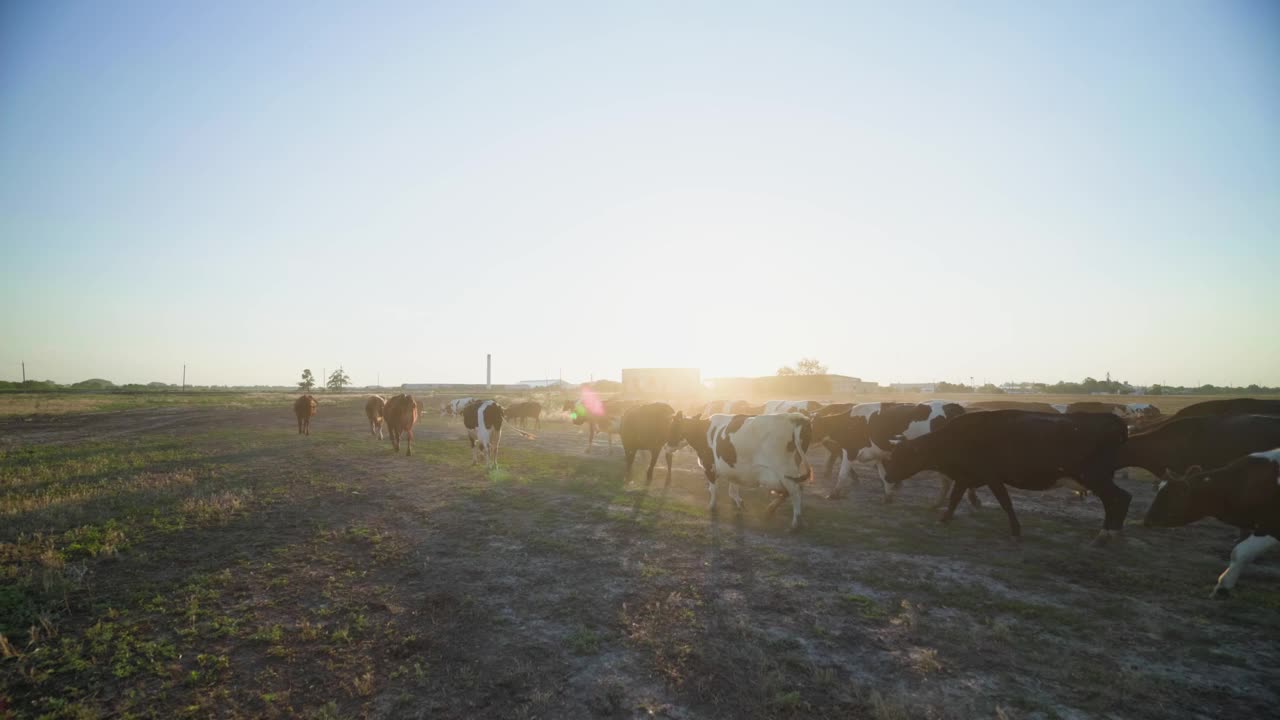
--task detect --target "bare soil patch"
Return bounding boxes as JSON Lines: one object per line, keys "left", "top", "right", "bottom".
{"left": 1, "top": 402, "right": 1276, "bottom": 719}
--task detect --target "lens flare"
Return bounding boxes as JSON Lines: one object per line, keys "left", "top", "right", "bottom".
{"left": 579, "top": 387, "right": 604, "bottom": 417}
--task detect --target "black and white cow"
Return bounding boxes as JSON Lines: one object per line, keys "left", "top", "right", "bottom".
{"left": 883, "top": 410, "right": 1129, "bottom": 543}
{"left": 621, "top": 402, "right": 676, "bottom": 485}
{"left": 462, "top": 399, "right": 504, "bottom": 469}
{"left": 764, "top": 400, "right": 824, "bottom": 415}
{"left": 443, "top": 397, "right": 474, "bottom": 417}
{"left": 813, "top": 401, "right": 968, "bottom": 505}
{"left": 1144, "top": 449, "right": 1280, "bottom": 598}
{"left": 667, "top": 412, "right": 814, "bottom": 531}
{"left": 702, "top": 400, "right": 756, "bottom": 416}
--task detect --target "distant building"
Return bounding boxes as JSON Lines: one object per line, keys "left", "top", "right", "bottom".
{"left": 704, "top": 374, "right": 879, "bottom": 397}
{"left": 518, "top": 379, "right": 574, "bottom": 389}
{"left": 890, "top": 382, "right": 937, "bottom": 394}
{"left": 622, "top": 368, "right": 701, "bottom": 397}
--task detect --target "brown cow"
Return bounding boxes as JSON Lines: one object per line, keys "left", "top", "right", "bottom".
{"left": 294, "top": 395, "right": 318, "bottom": 435}
{"left": 384, "top": 394, "right": 420, "bottom": 455}
{"left": 365, "top": 395, "right": 387, "bottom": 439}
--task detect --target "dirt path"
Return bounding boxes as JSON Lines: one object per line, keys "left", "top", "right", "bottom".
{"left": 2, "top": 403, "right": 1277, "bottom": 719}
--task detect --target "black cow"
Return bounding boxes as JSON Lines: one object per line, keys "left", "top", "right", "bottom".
{"left": 1144, "top": 449, "right": 1280, "bottom": 597}
{"left": 621, "top": 402, "right": 676, "bottom": 484}
{"left": 570, "top": 399, "right": 637, "bottom": 454}
{"left": 884, "top": 410, "right": 1129, "bottom": 543}
{"left": 1117, "top": 414, "right": 1280, "bottom": 482}
{"left": 1172, "top": 398, "right": 1280, "bottom": 420}
{"left": 506, "top": 401, "right": 543, "bottom": 430}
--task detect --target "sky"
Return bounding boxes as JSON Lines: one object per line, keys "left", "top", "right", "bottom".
{"left": 1, "top": 1, "right": 1277, "bottom": 388}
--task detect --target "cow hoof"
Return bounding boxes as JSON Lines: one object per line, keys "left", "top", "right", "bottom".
{"left": 1211, "top": 587, "right": 1230, "bottom": 600}
{"left": 1091, "top": 530, "right": 1124, "bottom": 547}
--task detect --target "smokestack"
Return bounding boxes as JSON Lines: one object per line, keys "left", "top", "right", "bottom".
{"left": 486, "top": 354, "right": 492, "bottom": 389}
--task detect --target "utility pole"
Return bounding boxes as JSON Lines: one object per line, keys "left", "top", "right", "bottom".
{"left": 21, "top": 361, "right": 25, "bottom": 384}
{"left": 182, "top": 364, "right": 186, "bottom": 391}
{"left": 486, "top": 354, "right": 492, "bottom": 390}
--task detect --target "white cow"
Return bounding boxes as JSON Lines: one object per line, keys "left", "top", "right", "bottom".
{"left": 667, "top": 412, "right": 814, "bottom": 531}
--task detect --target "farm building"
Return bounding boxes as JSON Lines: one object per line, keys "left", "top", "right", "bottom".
{"left": 705, "top": 374, "right": 878, "bottom": 397}
{"left": 621, "top": 368, "right": 701, "bottom": 397}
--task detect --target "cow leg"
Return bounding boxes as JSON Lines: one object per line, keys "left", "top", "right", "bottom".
{"left": 586, "top": 426, "right": 595, "bottom": 453}
{"left": 645, "top": 448, "right": 660, "bottom": 484}
{"left": 939, "top": 480, "right": 967, "bottom": 524}
{"left": 1213, "top": 534, "right": 1280, "bottom": 598}
{"left": 935, "top": 477, "right": 951, "bottom": 508}
{"left": 785, "top": 478, "right": 803, "bottom": 532}
{"left": 988, "top": 481, "right": 1021, "bottom": 540}
{"left": 405, "top": 428, "right": 413, "bottom": 456}
{"left": 728, "top": 483, "right": 744, "bottom": 512}
{"left": 298, "top": 418, "right": 302, "bottom": 435}
{"left": 468, "top": 435, "right": 478, "bottom": 465}
{"left": 1088, "top": 473, "right": 1132, "bottom": 546}
{"left": 824, "top": 449, "right": 839, "bottom": 484}
{"left": 765, "top": 491, "right": 788, "bottom": 516}
{"left": 491, "top": 428, "right": 502, "bottom": 468}
{"left": 826, "top": 452, "right": 852, "bottom": 499}
{"left": 664, "top": 449, "right": 673, "bottom": 485}
{"left": 624, "top": 449, "right": 637, "bottom": 483}
{"left": 707, "top": 478, "right": 718, "bottom": 511}
{"left": 879, "top": 462, "right": 901, "bottom": 504}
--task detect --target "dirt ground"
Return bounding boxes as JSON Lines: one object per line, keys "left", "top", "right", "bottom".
{"left": 2, "top": 398, "right": 1277, "bottom": 719}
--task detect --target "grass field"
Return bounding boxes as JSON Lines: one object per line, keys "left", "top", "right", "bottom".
{"left": 1, "top": 395, "right": 1277, "bottom": 719}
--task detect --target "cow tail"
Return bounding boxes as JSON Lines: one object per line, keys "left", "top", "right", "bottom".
{"left": 793, "top": 418, "right": 813, "bottom": 482}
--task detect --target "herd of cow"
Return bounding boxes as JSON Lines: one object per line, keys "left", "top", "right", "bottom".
{"left": 291, "top": 393, "right": 1280, "bottom": 598}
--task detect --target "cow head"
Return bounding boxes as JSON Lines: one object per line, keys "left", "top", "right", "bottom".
{"left": 880, "top": 436, "right": 928, "bottom": 498}
{"left": 1143, "top": 466, "right": 1204, "bottom": 528}
{"left": 304, "top": 395, "right": 317, "bottom": 415}
{"left": 666, "top": 412, "right": 708, "bottom": 452}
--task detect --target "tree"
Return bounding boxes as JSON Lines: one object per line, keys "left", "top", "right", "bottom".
{"left": 299, "top": 369, "right": 316, "bottom": 391}
{"left": 777, "top": 357, "right": 827, "bottom": 376}
{"left": 978, "top": 383, "right": 1004, "bottom": 394}
{"left": 327, "top": 367, "right": 351, "bottom": 391}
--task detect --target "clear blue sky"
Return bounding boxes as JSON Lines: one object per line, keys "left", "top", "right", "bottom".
{"left": 2, "top": 1, "right": 1277, "bottom": 388}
